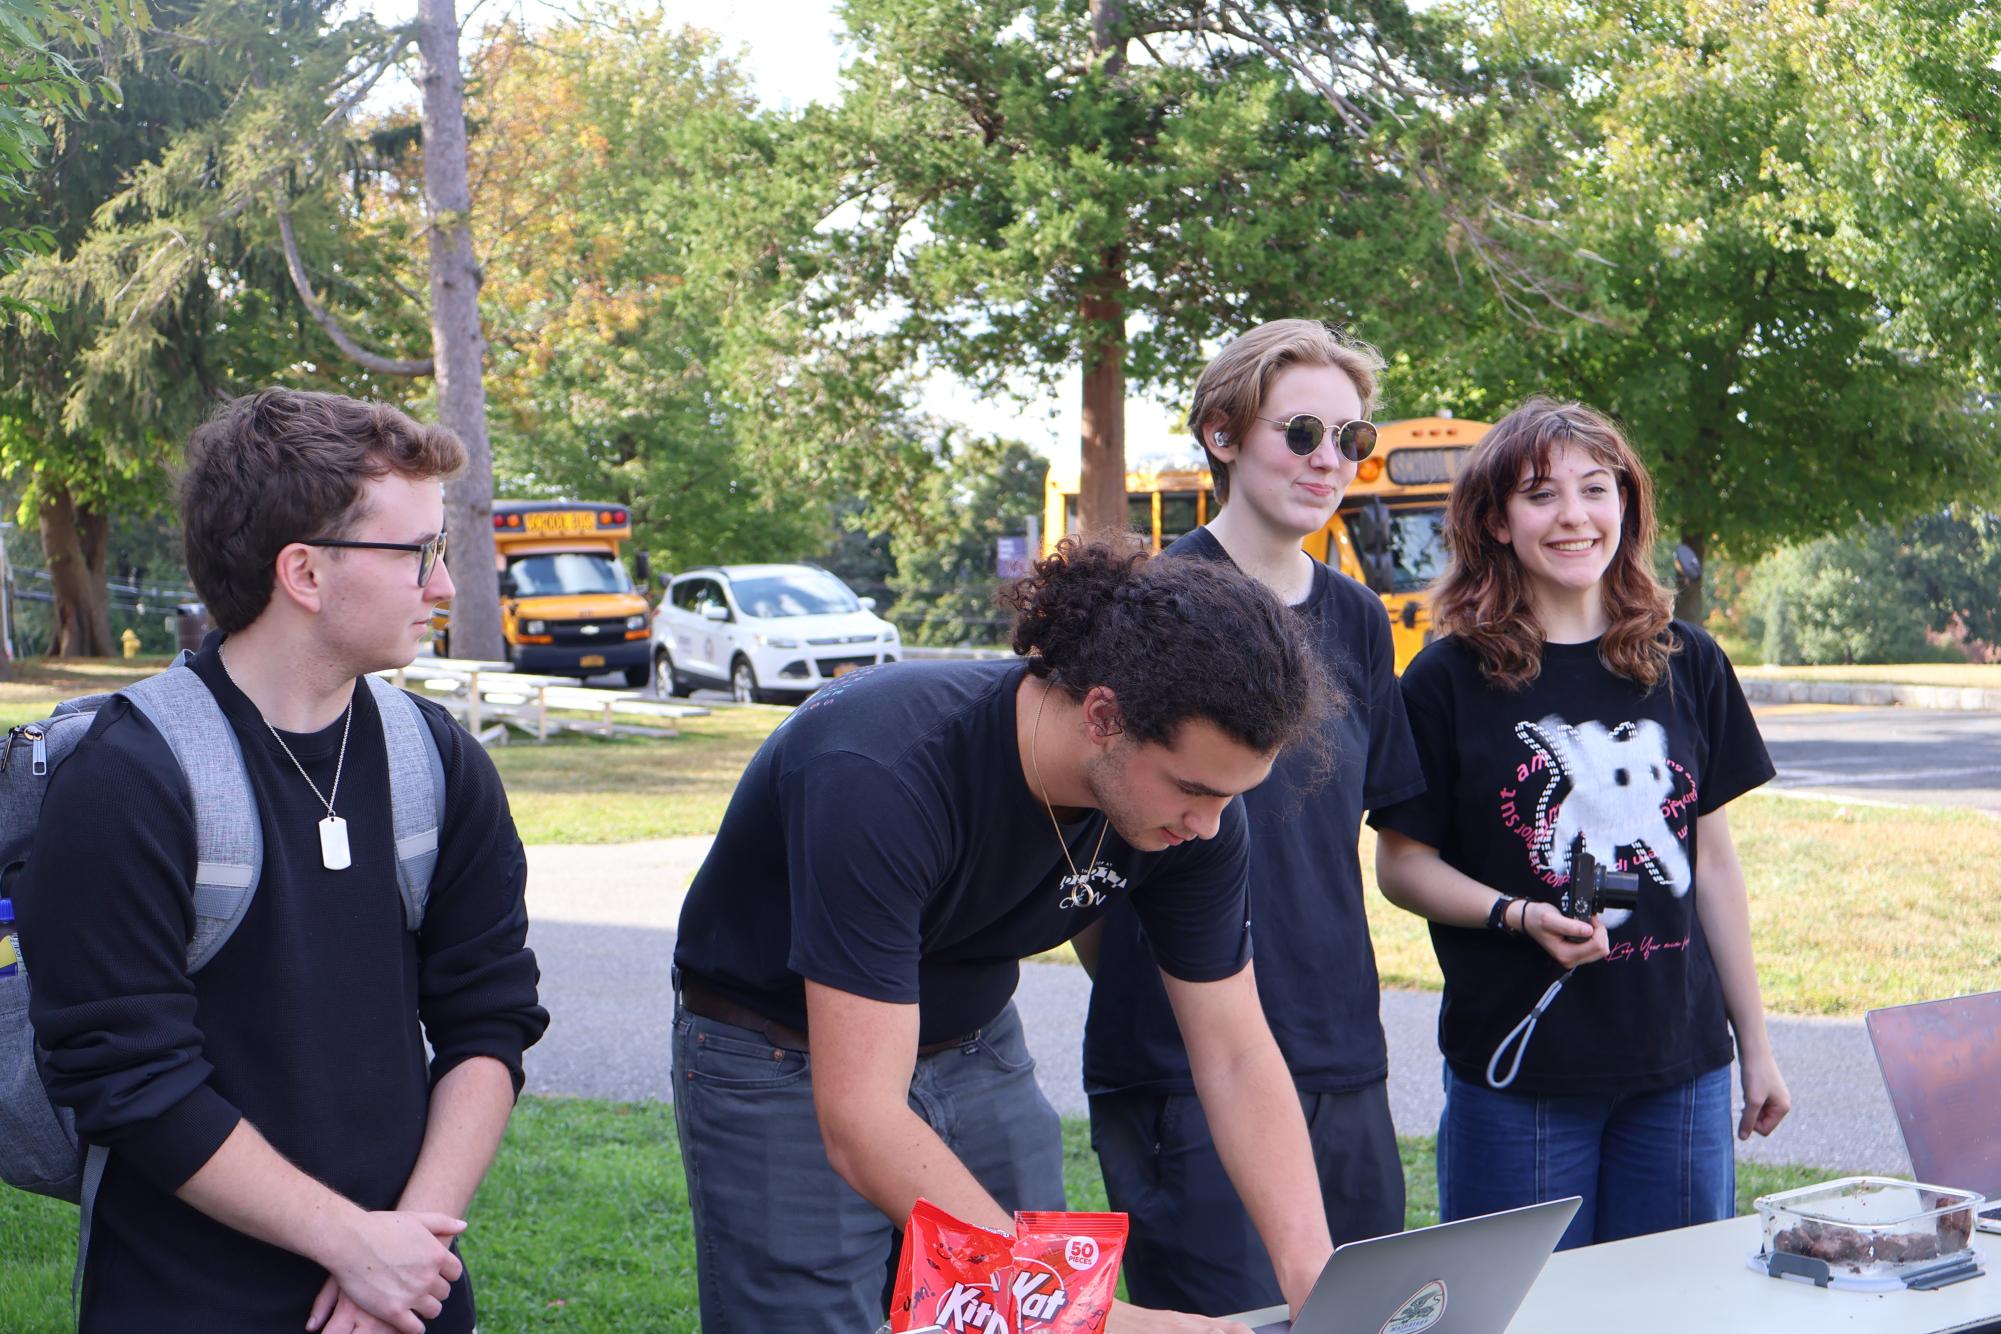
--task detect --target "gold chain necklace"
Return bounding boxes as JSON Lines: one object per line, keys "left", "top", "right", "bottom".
{"left": 1030, "top": 680, "right": 1108, "bottom": 890}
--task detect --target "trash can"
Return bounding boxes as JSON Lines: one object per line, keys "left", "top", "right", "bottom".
{"left": 171, "top": 603, "right": 209, "bottom": 654}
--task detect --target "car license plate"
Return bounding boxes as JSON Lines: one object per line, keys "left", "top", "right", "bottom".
{"left": 832, "top": 661, "right": 861, "bottom": 677}
{"left": 580, "top": 654, "right": 605, "bottom": 668}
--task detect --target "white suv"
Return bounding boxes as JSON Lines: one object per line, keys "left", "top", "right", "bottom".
{"left": 653, "top": 564, "right": 901, "bottom": 703}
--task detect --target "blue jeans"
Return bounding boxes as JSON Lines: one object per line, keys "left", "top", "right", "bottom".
{"left": 671, "top": 998, "right": 1065, "bottom": 1332}
{"left": 1437, "top": 1063, "right": 1735, "bottom": 1251}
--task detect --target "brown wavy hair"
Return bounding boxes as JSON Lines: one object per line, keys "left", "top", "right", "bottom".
{"left": 1432, "top": 398, "right": 1674, "bottom": 692}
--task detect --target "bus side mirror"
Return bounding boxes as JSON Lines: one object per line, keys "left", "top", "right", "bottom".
{"left": 633, "top": 550, "right": 651, "bottom": 587}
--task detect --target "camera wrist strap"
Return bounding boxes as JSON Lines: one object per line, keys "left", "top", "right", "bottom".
{"left": 1485, "top": 968, "right": 1577, "bottom": 1090}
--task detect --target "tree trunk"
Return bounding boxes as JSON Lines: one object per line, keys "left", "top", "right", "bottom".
{"left": 39, "top": 487, "right": 112, "bottom": 658}
{"left": 417, "top": 0, "right": 503, "bottom": 661}
{"left": 1673, "top": 528, "right": 1706, "bottom": 624}
{"left": 1078, "top": 249, "right": 1129, "bottom": 539}
{"left": 1077, "top": 2, "right": 1128, "bottom": 541}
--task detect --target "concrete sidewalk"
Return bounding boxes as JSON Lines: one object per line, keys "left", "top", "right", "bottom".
{"left": 520, "top": 837, "right": 1910, "bottom": 1175}
{"left": 1741, "top": 675, "right": 2001, "bottom": 712}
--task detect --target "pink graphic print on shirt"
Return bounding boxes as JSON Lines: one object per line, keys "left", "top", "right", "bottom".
{"left": 1506, "top": 716, "right": 1698, "bottom": 931}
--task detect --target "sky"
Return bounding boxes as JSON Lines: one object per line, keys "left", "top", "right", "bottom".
{"left": 377, "top": 0, "right": 1195, "bottom": 475}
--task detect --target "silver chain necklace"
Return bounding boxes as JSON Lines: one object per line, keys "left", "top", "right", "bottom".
{"left": 218, "top": 647, "right": 355, "bottom": 871}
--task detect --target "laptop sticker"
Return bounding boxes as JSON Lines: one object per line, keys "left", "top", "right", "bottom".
{"left": 1380, "top": 1279, "right": 1448, "bottom": 1334}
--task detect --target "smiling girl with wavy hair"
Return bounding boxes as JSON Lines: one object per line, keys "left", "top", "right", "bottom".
{"left": 1370, "top": 395, "right": 1790, "bottom": 1253}
{"left": 1433, "top": 398, "right": 1673, "bottom": 692}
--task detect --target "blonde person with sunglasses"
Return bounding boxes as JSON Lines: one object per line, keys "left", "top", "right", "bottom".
{"left": 1077, "top": 320, "right": 1427, "bottom": 1317}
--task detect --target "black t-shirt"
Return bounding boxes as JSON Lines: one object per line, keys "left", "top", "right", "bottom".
{"left": 674, "top": 658, "right": 1254, "bottom": 1045}
{"left": 1370, "top": 622, "right": 1773, "bottom": 1095}
{"left": 21, "top": 639, "right": 547, "bottom": 1331}
{"left": 1084, "top": 530, "right": 1426, "bottom": 1095}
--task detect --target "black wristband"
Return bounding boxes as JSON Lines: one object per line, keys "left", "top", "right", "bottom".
{"left": 1486, "top": 895, "right": 1516, "bottom": 933}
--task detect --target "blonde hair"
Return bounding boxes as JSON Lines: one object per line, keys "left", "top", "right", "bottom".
{"left": 1187, "top": 319, "right": 1386, "bottom": 504}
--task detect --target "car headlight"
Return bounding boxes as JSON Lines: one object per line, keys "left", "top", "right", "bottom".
{"left": 756, "top": 633, "right": 800, "bottom": 649}
{"left": 625, "top": 615, "right": 647, "bottom": 630}
{"left": 882, "top": 628, "right": 900, "bottom": 643}
{"left": 524, "top": 620, "right": 546, "bottom": 634}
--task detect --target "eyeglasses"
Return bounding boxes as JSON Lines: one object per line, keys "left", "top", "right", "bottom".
{"left": 1255, "top": 414, "right": 1378, "bottom": 462}
{"left": 300, "top": 530, "right": 449, "bottom": 586}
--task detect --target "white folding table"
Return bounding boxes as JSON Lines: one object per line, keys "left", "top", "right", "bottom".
{"left": 1232, "top": 1216, "right": 2001, "bottom": 1333}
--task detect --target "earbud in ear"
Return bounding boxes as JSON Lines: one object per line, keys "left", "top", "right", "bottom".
{"left": 1212, "top": 432, "right": 1229, "bottom": 447}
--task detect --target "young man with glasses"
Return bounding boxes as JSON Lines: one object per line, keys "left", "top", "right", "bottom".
{"left": 1080, "top": 320, "right": 1427, "bottom": 1316}
{"left": 18, "top": 389, "right": 548, "bottom": 1333}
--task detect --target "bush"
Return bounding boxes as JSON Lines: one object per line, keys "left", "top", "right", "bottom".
{"left": 1747, "top": 507, "right": 2001, "bottom": 665}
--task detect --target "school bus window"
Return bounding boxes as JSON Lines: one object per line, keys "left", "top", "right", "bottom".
{"left": 1127, "top": 494, "right": 1154, "bottom": 537}
{"left": 1386, "top": 508, "right": 1451, "bottom": 591}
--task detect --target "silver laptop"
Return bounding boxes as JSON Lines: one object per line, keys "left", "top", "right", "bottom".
{"left": 1248, "top": 1197, "right": 1579, "bottom": 1334}
{"left": 1866, "top": 990, "right": 2001, "bottom": 1233}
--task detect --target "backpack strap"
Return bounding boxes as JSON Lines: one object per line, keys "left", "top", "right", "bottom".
{"left": 118, "top": 660, "right": 262, "bottom": 973}
{"left": 364, "top": 676, "right": 446, "bottom": 932}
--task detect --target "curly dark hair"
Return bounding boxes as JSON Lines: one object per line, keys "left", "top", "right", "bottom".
{"left": 999, "top": 533, "right": 1341, "bottom": 761}
{"left": 181, "top": 388, "right": 466, "bottom": 632}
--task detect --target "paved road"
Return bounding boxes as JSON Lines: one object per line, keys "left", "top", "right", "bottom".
{"left": 520, "top": 838, "right": 1913, "bottom": 1175}
{"left": 1755, "top": 704, "right": 2001, "bottom": 814}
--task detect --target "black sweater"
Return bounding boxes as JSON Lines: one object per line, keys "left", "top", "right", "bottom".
{"left": 19, "top": 641, "right": 548, "bottom": 1331}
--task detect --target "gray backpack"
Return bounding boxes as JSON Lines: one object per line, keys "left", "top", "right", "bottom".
{"left": 0, "top": 658, "right": 446, "bottom": 1219}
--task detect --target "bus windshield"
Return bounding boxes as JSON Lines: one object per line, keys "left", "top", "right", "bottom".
{"left": 1384, "top": 506, "right": 1450, "bottom": 592}
{"left": 508, "top": 553, "right": 633, "bottom": 596}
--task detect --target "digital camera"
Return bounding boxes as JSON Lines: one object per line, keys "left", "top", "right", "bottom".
{"left": 1560, "top": 840, "right": 1641, "bottom": 922}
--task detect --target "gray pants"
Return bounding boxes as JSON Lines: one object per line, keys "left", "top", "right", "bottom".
{"left": 1089, "top": 1080, "right": 1405, "bottom": 1316}
{"left": 672, "top": 999, "right": 1065, "bottom": 1332}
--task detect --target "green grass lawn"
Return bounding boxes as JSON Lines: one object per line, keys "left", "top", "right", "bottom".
{"left": 486, "top": 709, "right": 782, "bottom": 844}
{"left": 0, "top": 1098, "right": 1835, "bottom": 1333}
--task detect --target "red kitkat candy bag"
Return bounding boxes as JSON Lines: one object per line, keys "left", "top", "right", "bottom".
{"left": 890, "top": 1198, "right": 1015, "bottom": 1333}
{"left": 1008, "top": 1211, "right": 1129, "bottom": 1333}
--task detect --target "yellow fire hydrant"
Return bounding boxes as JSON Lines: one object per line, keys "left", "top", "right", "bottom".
{"left": 120, "top": 627, "right": 141, "bottom": 659}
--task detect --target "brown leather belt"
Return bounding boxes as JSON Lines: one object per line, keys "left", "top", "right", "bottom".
{"left": 678, "top": 975, "right": 982, "bottom": 1057}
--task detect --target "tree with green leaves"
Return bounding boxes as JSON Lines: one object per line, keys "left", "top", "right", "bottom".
{"left": 813, "top": 0, "right": 1455, "bottom": 534}
{"left": 0, "top": 0, "right": 346, "bottom": 655}
{"left": 453, "top": 11, "right": 844, "bottom": 575}
{"left": 1384, "top": 0, "right": 2001, "bottom": 620}
{"left": 887, "top": 434, "right": 1049, "bottom": 645}
{"left": 0, "top": 0, "right": 146, "bottom": 311}
{"left": 1, "top": 0, "right": 516, "bottom": 656}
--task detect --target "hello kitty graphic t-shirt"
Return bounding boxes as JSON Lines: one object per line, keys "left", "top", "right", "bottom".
{"left": 1371, "top": 622, "right": 1773, "bottom": 1094}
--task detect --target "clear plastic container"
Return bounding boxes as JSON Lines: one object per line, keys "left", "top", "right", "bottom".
{"left": 1756, "top": 1176, "right": 1984, "bottom": 1285}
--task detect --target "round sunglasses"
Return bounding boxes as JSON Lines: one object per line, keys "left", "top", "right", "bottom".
{"left": 1255, "top": 414, "right": 1378, "bottom": 462}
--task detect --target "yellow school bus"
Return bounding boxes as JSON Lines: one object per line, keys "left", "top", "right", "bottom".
{"left": 435, "top": 500, "right": 654, "bottom": 685}
{"left": 1040, "top": 418, "right": 1491, "bottom": 670}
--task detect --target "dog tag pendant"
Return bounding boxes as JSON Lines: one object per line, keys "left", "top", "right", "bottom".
{"left": 319, "top": 815, "right": 351, "bottom": 871}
